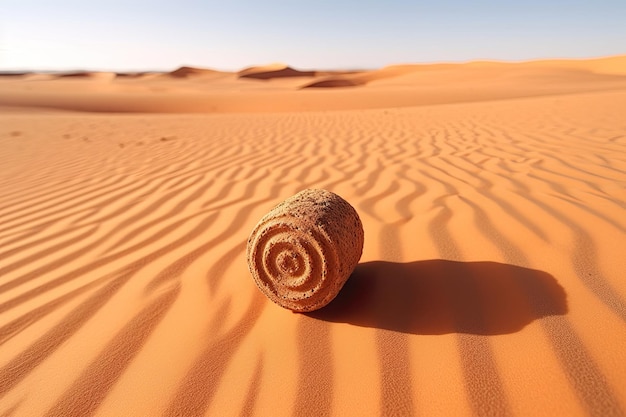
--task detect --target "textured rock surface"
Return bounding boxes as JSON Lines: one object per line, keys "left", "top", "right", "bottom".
{"left": 247, "top": 189, "right": 364, "bottom": 312}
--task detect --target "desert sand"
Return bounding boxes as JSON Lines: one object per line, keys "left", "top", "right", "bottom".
{"left": 1, "top": 55, "right": 625, "bottom": 416}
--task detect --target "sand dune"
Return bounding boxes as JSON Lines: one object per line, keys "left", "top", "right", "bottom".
{"left": 1, "top": 55, "right": 626, "bottom": 113}
{"left": 0, "top": 56, "right": 626, "bottom": 416}
{"left": 304, "top": 56, "right": 626, "bottom": 89}
{"left": 301, "top": 64, "right": 422, "bottom": 88}
{"left": 238, "top": 64, "right": 316, "bottom": 80}
{"left": 167, "top": 66, "right": 226, "bottom": 78}
{"left": 54, "top": 71, "right": 116, "bottom": 79}
{"left": 237, "top": 64, "right": 361, "bottom": 81}
{"left": 302, "top": 78, "right": 366, "bottom": 88}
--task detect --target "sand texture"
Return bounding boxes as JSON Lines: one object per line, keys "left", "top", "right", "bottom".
{"left": 1, "top": 56, "right": 626, "bottom": 416}
{"left": 247, "top": 189, "right": 364, "bottom": 312}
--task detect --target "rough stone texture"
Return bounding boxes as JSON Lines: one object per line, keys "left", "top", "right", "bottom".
{"left": 247, "top": 189, "right": 364, "bottom": 312}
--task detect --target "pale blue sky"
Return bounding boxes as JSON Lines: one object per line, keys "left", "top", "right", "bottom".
{"left": 1, "top": 0, "right": 625, "bottom": 71}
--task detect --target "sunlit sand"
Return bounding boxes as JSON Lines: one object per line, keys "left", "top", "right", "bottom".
{"left": 1, "top": 55, "right": 625, "bottom": 416}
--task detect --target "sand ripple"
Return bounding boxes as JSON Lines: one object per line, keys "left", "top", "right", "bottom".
{"left": 0, "top": 88, "right": 625, "bottom": 416}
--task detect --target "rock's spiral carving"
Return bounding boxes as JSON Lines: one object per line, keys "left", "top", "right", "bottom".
{"left": 247, "top": 189, "right": 364, "bottom": 312}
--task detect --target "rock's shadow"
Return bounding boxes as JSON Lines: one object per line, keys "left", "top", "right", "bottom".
{"left": 308, "top": 260, "right": 567, "bottom": 335}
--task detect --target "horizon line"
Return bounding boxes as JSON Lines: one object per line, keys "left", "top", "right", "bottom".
{"left": 1, "top": 52, "right": 624, "bottom": 75}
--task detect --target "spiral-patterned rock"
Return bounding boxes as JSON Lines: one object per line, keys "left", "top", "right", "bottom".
{"left": 247, "top": 189, "right": 364, "bottom": 312}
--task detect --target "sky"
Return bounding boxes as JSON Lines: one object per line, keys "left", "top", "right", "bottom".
{"left": 1, "top": 0, "right": 625, "bottom": 71}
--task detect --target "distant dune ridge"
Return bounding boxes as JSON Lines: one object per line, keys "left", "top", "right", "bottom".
{"left": 0, "top": 54, "right": 626, "bottom": 416}
{"left": 1, "top": 55, "right": 626, "bottom": 113}
{"left": 238, "top": 64, "right": 316, "bottom": 79}
{"left": 167, "top": 66, "right": 224, "bottom": 78}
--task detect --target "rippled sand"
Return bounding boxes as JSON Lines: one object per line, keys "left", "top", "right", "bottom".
{"left": 1, "top": 57, "right": 626, "bottom": 416}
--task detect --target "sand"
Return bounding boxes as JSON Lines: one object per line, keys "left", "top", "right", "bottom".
{"left": 0, "top": 55, "right": 625, "bottom": 416}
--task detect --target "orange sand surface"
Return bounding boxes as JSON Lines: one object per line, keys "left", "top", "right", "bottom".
{"left": 1, "top": 56, "right": 626, "bottom": 416}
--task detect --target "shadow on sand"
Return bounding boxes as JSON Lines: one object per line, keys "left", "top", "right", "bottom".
{"left": 308, "top": 260, "right": 567, "bottom": 335}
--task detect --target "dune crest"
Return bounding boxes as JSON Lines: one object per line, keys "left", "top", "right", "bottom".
{"left": 238, "top": 64, "right": 315, "bottom": 80}
{"left": 167, "top": 66, "right": 225, "bottom": 78}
